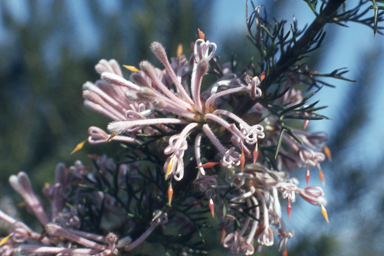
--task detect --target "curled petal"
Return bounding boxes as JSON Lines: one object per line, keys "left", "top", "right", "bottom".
{"left": 223, "top": 232, "right": 240, "bottom": 254}
{"left": 194, "top": 175, "right": 218, "bottom": 192}
{"left": 222, "top": 148, "right": 241, "bottom": 168}
{"left": 299, "top": 148, "right": 325, "bottom": 167}
{"left": 244, "top": 124, "right": 265, "bottom": 144}
{"left": 277, "top": 230, "right": 294, "bottom": 251}
{"left": 246, "top": 76, "right": 262, "bottom": 99}
{"left": 164, "top": 135, "right": 188, "bottom": 157}
{"left": 298, "top": 186, "right": 326, "bottom": 206}
{"left": 194, "top": 39, "right": 217, "bottom": 63}
{"left": 257, "top": 225, "right": 274, "bottom": 246}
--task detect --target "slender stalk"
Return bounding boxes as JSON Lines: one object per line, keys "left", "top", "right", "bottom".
{"left": 233, "top": 0, "right": 346, "bottom": 118}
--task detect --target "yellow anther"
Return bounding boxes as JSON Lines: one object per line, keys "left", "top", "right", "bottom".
{"left": 123, "top": 65, "right": 140, "bottom": 72}
{"left": 198, "top": 28, "right": 205, "bottom": 40}
{"left": 70, "top": 140, "right": 86, "bottom": 155}
{"left": 324, "top": 144, "right": 332, "bottom": 161}
{"left": 165, "top": 155, "right": 174, "bottom": 180}
{"left": 177, "top": 44, "right": 183, "bottom": 57}
{"left": 321, "top": 204, "right": 329, "bottom": 223}
{"left": 0, "top": 234, "right": 12, "bottom": 246}
{"left": 107, "top": 132, "right": 118, "bottom": 142}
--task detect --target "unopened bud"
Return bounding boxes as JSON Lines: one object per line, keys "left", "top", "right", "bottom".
{"left": 139, "top": 61, "right": 157, "bottom": 80}
{"left": 83, "top": 90, "right": 102, "bottom": 104}
{"left": 130, "top": 73, "right": 150, "bottom": 88}
{"left": 101, "top": 72, "right": 140, "bottom": 91}
{"left": 150, "top": 42, "right": 168, "bottom": 65}
{"left": 138, "top": 87, "right": 158, "bottom": 101}
{"left": 125, "top": 90, "right": 139, "bottom": 101}
{"left": 152, "top": 98, "right": 166, "bottom": 110}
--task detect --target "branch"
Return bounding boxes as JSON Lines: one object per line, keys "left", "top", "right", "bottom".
{"left": 233, "top": 0, "right": 346, "bottom": 118}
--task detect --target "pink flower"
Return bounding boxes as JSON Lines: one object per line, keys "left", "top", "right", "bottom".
{"left": 84, "top": 38, "right": 264, "bottom": 181}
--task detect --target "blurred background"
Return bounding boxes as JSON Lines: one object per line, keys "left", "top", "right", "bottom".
{"left": 0, "top": 0, "right": 383, "bottom": 255}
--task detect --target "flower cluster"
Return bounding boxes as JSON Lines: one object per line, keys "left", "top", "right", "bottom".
{"left": 1, "top": 33, "right": 330, "bottom": 255}
{"left": 79, "top": 35, "right": 329, "bottom": 254}
{"left": 84, "top": 38, "right": 264, "bottom": 182}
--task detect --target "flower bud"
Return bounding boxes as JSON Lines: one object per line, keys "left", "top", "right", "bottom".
{"left": 130, "top": 73, "right": 150, "bottom": 88}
